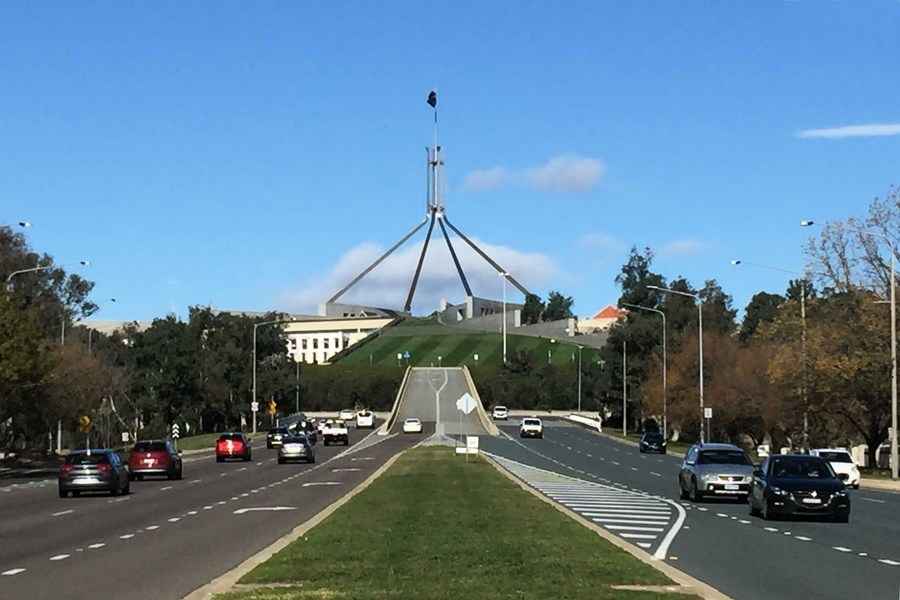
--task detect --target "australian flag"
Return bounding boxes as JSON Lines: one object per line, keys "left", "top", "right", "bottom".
{"left": 426, "top": 90, "right": 437, "bottom": 108}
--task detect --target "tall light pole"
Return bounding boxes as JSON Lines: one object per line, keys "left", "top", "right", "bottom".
{"left": 5, "top": 265, "right": 52, "bottom": 291}
{"left": 848, "top": 225, "right": 897, "bottom": 480}
{"left": 649, "top": 285, "right": 705, "bottom": 443}
{"left": 576, "top": 345, "right": 583, "bottom": 413}
{"left": 622, "top": 341, "right": 627, "bottom": 436}
{"left": 499, "top": 272, "right": 508, "bottom": 364}
{"left": 622, "top": 303, "right": 667, "bottom": 439}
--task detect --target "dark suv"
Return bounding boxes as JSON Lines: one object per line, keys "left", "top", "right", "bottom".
{"left": 639, "top": 431, "right": 667, "bottom": 454}
{"left": 266, "top": 427, "right": 289, "bottom": 449}
{"left": 128, "top": 439, "right": 183, "bottom": 480}
{"left": 59, "top": 450, "right": 130, "bottom": 498}
{"left": 216, "top": 432, "right": 252, "bottom": 462}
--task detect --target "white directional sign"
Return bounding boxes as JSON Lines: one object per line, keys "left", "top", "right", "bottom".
{"left": 251, "top": 401, "right": 259, "bottom": 412}
{"left": 121, "top": 431, "right": 130, "bottom": 443}
{"left": 704, "top": 407, "right": 712, "bottom": 419}
{"left": 171, "top": 423, "right": 180, "bottom": 439}
{"left": 456, "top": 393, "right": 477, "bottom": 415}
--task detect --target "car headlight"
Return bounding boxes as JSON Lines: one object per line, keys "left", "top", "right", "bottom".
{"left": 769, "top": 486, "right": 788, "bottom": 496}
{"left": 834, "top": 490, "right": 848, "bottom": 497}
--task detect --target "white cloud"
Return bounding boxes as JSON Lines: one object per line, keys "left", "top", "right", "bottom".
{"left": 278, "top": 234, "right": 558, "bottom": 315}
{"left": 461, "top": 154, "right": 605, "bottom": 194}
{"left": 461, "top": 167, "right": 509, "bottom": 192}
{"left": 797, "top": 123, "right": 900, "bottom": 139}
{"left": 526, "top": 155, "right": 605, "bottom": 192}
{"left": 577, "top": 232, "right": 625, "bottom": 252}
{"left": 659, "top": 239, "right": 707, "bottom": 257}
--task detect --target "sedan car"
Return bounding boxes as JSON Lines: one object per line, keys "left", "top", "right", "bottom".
{"left": 520, "top": 418, "right": 543, "bottom": 439}
{"left": 811, "top": 448, "right": 860, "bottom": 489}
{"left": 678, "top": 443, "right": 754, "bottom": 502}
{"left": 59, "top": 450, "right": 130, "bottom": 498}
{"left": 266, "top": 427, "right": 289, "bottom": 449}
{"left": 749, "top": 454, "right": 850, "bottom": 522}
{"left": 402, "top": 417, "right": 423, "bottom": 434}
{"left": 216, "top": 432, "right": 252, "bottom": 462}
{"left": 128, "top": 439, "right": 182, "bottom": 480}
{"left": 339, "top": 408, "right": 356, "bottom": 422}
{"left": 278, "top": 434, "right": 316, "bottom": 464}
{"left": 356, "top": 410, "right": 375, "bottom": 429}
{"left": 492, "top": 405, "right": 509, "bottom": 420}
{"left": 639, "top": 431, "right": 666, "bottom": 454}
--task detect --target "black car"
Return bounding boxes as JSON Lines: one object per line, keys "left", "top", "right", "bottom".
{"left": 749, "top": 454, "right": 850, "bottom": 522}
{"left": 266, "top": 427, "right": 289, "bottom": 449}
{"left": 639, "top": 431, "right": 667, "bottom": 454}
{"left": 294, "top": 420, "right": 317, "bottom": 445}
{"left": 59, "top": 450, "right": 130, "bottom": 498}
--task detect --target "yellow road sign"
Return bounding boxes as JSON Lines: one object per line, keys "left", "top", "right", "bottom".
{"left": 78, "top": 415, "right": 92, "bottom": 433}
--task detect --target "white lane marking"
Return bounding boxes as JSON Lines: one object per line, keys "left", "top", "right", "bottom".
{"left": 233, "top": 506, "right": 296, "bottom": 515}
{"left": 49, "top": 554, "right": 70, "bottom": 561}
{"left": 783, "top": 531, "right": 792, "bottom": 536}
{"left": 592, "top": 517, "right": 672, "bottom": 525}
{"left": 650, "top": 472, "right": 662, "bottom": 477}
{"left": 332, "top": 468, "right": 361, "bottom": 472}
{"left": 637, "top": 542, "right": 652, "bottom": 548}
{"left": 351, "top": 457, "right": 375, "bottom": 461}
{"left": 739, "top": 519, "right": 751, "bottom": 524}
{"left": 217, "top": 501, "right": 226, "bottom": 505}
{"left": 833, "top": 546, "right": 853, "bottom": 552}
{"left": 604, "top": 525, "right": 665, "bottom": 532}
{"left": 52, "top": 509, "right": 74, "bottom": 517}
{"left": 716, "top": 513, "right": 728, "bottom": 518}
{"left": 561, "top": 501, "right": 670, "bottom": 509}
{"left": 237, "top": 467, "right": 247, "bottom": 471}
{"left": 795, "top": 536, "right": 812, "bottom": 541}
{"left": 220, "top": 473, "right": 227, "bottom": 477}
{"left": 879, "top": 559, "right": 900, "bottom": 566}
{"left": 256, "top": 462, "right": 263, "bottom": 466}
{"left": 240, "top": 493, "right": 249, "bottom": 497}
{"left": 88, "top": 543, "right": 105, "bottom": 549}
{"left": 302, "top": 481, "right": 342, "bottom": 487}
{"left": 859, "top": 552, "right": 869, "bottom": 557}
{"left": 120, "top": 534, "right": 135, "bottom": 539}
{"left": 187, "top": 511, "right": 198, "bottom": 515}
{"left": 577, "top": 508, "right": 670, "bottom": 516}
{"left": 611, "top": 461, "right": 621, "bottom": 466}
{"left": 203, "top": 505, "right": 214, "bottom": 510}
{"left": 861, "top": 497, "right": 886, "bottom": 504}
{"left": 696, "top": 507, "right": 708, "bottom": 512}
{"left": 160, "top": 486, "right": 173, "bottom": 491}
{"left": 189, "top": 479, "right": 201, "bottom": 484}
{"left": 231, "top": 496, "right": 239, "bottom": 500}
{"left": 630, "top": 467, "right": 638, "bottom": 471}
{"left": 620, "top": 533, "right": 658, "bottom": 539}
{"left": 2, "top": 569, "right": 26, "bottom": 576}
{"left": 168, "top": 517, "right": 180, "bottom": 522}
{"left": 764, "top": 527, "right": 779, "bottom": 533}
{"left": 108, "top": 497, "right": 130, "bottom": 504}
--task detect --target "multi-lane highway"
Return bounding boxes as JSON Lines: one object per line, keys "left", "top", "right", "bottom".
{"left": 0, "top": 424, "right": 427, "bottom": 600}
{"left": 483, "top": 418, "right": 900, "bottom": 600}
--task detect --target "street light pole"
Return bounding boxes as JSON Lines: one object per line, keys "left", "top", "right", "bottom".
{"left": 622, "top": 303, "right": 667, "bottom": 439}
{"left": 622, "top": 341, "right": 627, "bottom": 436}
{"left": 500, "top": 272, "right": 508, "bottom": 364}
{"left": 648, "top": 285, "right": 704, "bottom": 443}
{"left": 577, "top": 345, "right": 583, "bottom": 413}
{"left": 5, "top": 265, "right": 52, "bottom": 291}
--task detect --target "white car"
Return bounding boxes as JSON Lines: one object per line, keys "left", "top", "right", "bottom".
{"left": 316, "top": 419, "right": 330, "bottom": 436}
{"left": 811, "top": 448, "right": 860, "bottom": 488}
{"left": 520, "top": 417, "right": 543, "bottom": 439}
{"left": 402, "top": 418, "right": 423, "bottom": 434}
{"left": 339, "top": 409, "right": 356, "bottom": 422}
{"left": 492, "top": 406, "right": 509, "bottom": 420}
{"left": 323, "top": 420, "right": 349, "bottom": 446}
{"left": 356, "top": 410, "right": 375, "bottom": 429}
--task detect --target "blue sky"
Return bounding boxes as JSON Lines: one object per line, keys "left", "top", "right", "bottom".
{"left": 2, "top": 1, "right": 899, "bottom": 321}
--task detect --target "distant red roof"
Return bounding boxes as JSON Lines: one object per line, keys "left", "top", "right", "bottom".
{"left": 592, "top": 305, "right": 626, "bottom": 320}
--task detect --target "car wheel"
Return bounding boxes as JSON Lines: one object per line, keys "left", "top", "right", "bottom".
{"left": 176, "top": 467, "right": 183, "bottom": 480}
{"left": 129, "top": 472, "right": 136, "bottom": 481}
{"left": 690, "top": 479, "right": 703, "bottom": 503}
{"left": 216, "top": 456, "right": 223, "bottom": 463}
{"left": 761, "top": 500, "right": 773, "bottom": 521}
{"left": 309, "top": 456, "right": 316, "bottom": 464}
{"left": 852, "top": 483, "right": 860, "bottom": 490}
{"left": 833, "top": 512, "right": 850, "bottom": 524}
{"left": 137, "top": 473, "right": 144, "bottom": 481}
{"left": 168, "top": 470, "right": 177, "bottom": 480}
{"left": 123, "top": 481, "right": 130, "bottom": 495}
{"left": 678, "top": 480, "right": 689, "bottom": 500}
{"left": 110, "top": 485, "right": 120, "bottom": 497}
{"left": 58, "top": 489, "right": 68, "bottom": 498}
{"left": 277, "top": 458, "right": 284, "bottom": 464}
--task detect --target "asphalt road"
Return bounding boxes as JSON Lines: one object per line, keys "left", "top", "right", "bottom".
{"left": 483, "top": 419, "right": 900, "bottom": 600}
{"left": 390, "top": 368, "right": 486, "bottom": 436}
{"left": 0, "top": 423, "right": 428, "bottom": 600}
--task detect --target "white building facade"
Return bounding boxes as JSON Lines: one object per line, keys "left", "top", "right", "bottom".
{"left": 283, "top": 316, "right": 395, "bottom": 364}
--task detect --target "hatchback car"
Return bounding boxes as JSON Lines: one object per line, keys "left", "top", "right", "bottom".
{"left": 339, "top": 408, "right": 356, "bottom": 422}
{"left": 266, "top": 427, "right": 289, "bottom": 449}
{"left": 59, "top": 450, "right": 130, "bottom": 498}
{"left": 215, "top": 432, "right": 252, "bottom": 462}
{"left": 128, "top": 439, "right": 182, "bottom": 480}
{"left": 278, "top": 433, "right": 316, "bottom": 464}
{"left": 356, "top": 410, "right": 375, "bottom": 429}
{"left": 492, "top": 406, "right": 509, "bottom": 420}
{"left": 678, "top": 443, "right": 754, "bottom": 502}
{"left": 811, "top": 448, "right": 860, "bottom": 489}
{"left": 749, "top": 454, "right": 850, "bottom": 522}
{"left": 520, "top": 418, "right": 543, "bottom": 439}
{"left": 639, "top": 431, "right": 666, "bottom": 454}
{"left": 402, "top": 417, "right": 423, "bottom": 433}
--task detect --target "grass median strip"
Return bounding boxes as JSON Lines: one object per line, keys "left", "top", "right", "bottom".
{"left": 215, "top": 447, "right": 697, "bottom": 600}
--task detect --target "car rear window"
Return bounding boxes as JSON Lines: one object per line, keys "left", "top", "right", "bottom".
{"left": 819, "top": 451, "right": 853, "bottom": 463}
{"left": 523, "top": 419, "right": 541, "bottom": 426}
{"left": 495, "top": 406, "right": 507, "bottom": 411}
{"left": 697, "top": 450, "right": 751, "bottom": 465}
{"left": 219, "top": 433, "right": 244, "bottom": 441}
{"left": 406, "top": 418, "right": 419, "bottom": 423}
{"left": 66, "top": 453, "right": 111, "bottom": 465}
{"left": 269, "top": 428, "right": 288, "bottom": 434}
{"left": 133, "top": 441, "right": 167, "bottom": 452}
{"left": 772, "top": 457, "right": 836, "bottom": 479}
{"left": 643, "top": 433, "right": 663, "bottom": 442}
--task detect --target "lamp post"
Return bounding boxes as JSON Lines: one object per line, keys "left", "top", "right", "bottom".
{"left": 847, "top": 225, "right": 897, "bottom": 480}
{"left": 576, "top": 345, "right": 583, "bottom": 413}
{"left": 499, "top": 272, "right": 508, "bottom": 364}
{"left": 5, "top": 265, "right": 52, "bottom": 292}
{"left": 622, "top": 341, "right": 627, "bottom": 436}
{"left": 622, "top": 303, "right": 667, "bottom": 439}
{"left": 648, "top": 285, "right": 705, "bottom": 443}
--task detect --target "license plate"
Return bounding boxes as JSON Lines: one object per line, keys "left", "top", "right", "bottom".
{"left": 724, "top": 484, "right": 739, "bottom": 490}
{"left": 801, "top": 498, "right": 822, "bottom": 505}
{"left": 143, "top": 459, "right": 155, "bottom": 465}
{"left": 74, "top": 477, "right": 99, "bottom": 484}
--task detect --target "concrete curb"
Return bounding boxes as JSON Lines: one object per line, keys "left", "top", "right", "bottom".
{"left": 859, "top": 478, "right": 900, "bottom": 493}
{"left": 482, "top": 453, "right": 731, "bottom": 600}
{"left": 380, "top": 366, "right": 412, "bottom": 435}
{"left": 182, "top": 448, "right": 407, "bottom": 600}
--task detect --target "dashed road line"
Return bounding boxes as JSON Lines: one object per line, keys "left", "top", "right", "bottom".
{"left": 49, "top": 554, "right": 70, "bottom": 561}
{"left": 2, "top": 569, "right": 26, "bottom": 576}
{"left": 52, "top": 509, "right": 74, "bottom": 517}
{"left": 833, "top": 546, "right": 852, "bottom": 552}
{"left": 87, "top": 543, "right": 105, "bottom": 549}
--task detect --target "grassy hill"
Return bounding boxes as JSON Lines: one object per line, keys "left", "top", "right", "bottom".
{"left": 335, "top": 317, "right": 600, "bottom": 368}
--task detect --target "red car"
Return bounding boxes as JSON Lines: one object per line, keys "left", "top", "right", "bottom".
{"left": 216, "top": 432, "right": 252, "bottom": 462}
{"left": 128, "top": 439, "right": 183, "bottom": 480}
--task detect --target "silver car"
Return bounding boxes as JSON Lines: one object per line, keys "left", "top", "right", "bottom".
{"left": 277, "top": 434, "right": 316, "bottom": 464}
{"left": 678, "top": 443, "right": 754, "bottom": 502}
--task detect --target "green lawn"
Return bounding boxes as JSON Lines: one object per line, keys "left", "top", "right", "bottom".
{"left": 215, "top": 447, "right": 697, "bottom": 600}
{"left": 338, "top": 325, "right": 599, "bottom": 368}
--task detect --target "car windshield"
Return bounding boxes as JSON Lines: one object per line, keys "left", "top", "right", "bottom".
{"left": 406, "top": 419, "right": 419, "bottom": 424}
{"left": 772, "top": 457, "right": 836, "bottom": 479}
{"left": 133, "top": 441, "right": 167, "bottom": 452}
{"left": 697, "top": 450, "right": 751, "bottom": 465}
{"left": 284, "top": 435, "right": 306, "bottom": 444}
{"left": 219, "top": 434, "right": 243, "bottom": 441}
{"left": 819, "top": 451, "right": 853, "bottom": 463}
{"left": 495, "top": 406, "right": 507, "bottom": 411}
{"left": 66, "top": 453, "right": 110, "bottom": 465}
{"left": 643, "top": 433, "right": 663, "bottom": 442}
{"left": 523, "top": 419, "right": 541, "bottom": 426}
{"left": 269, "top": 428, "right": 287, "bottom": 435}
